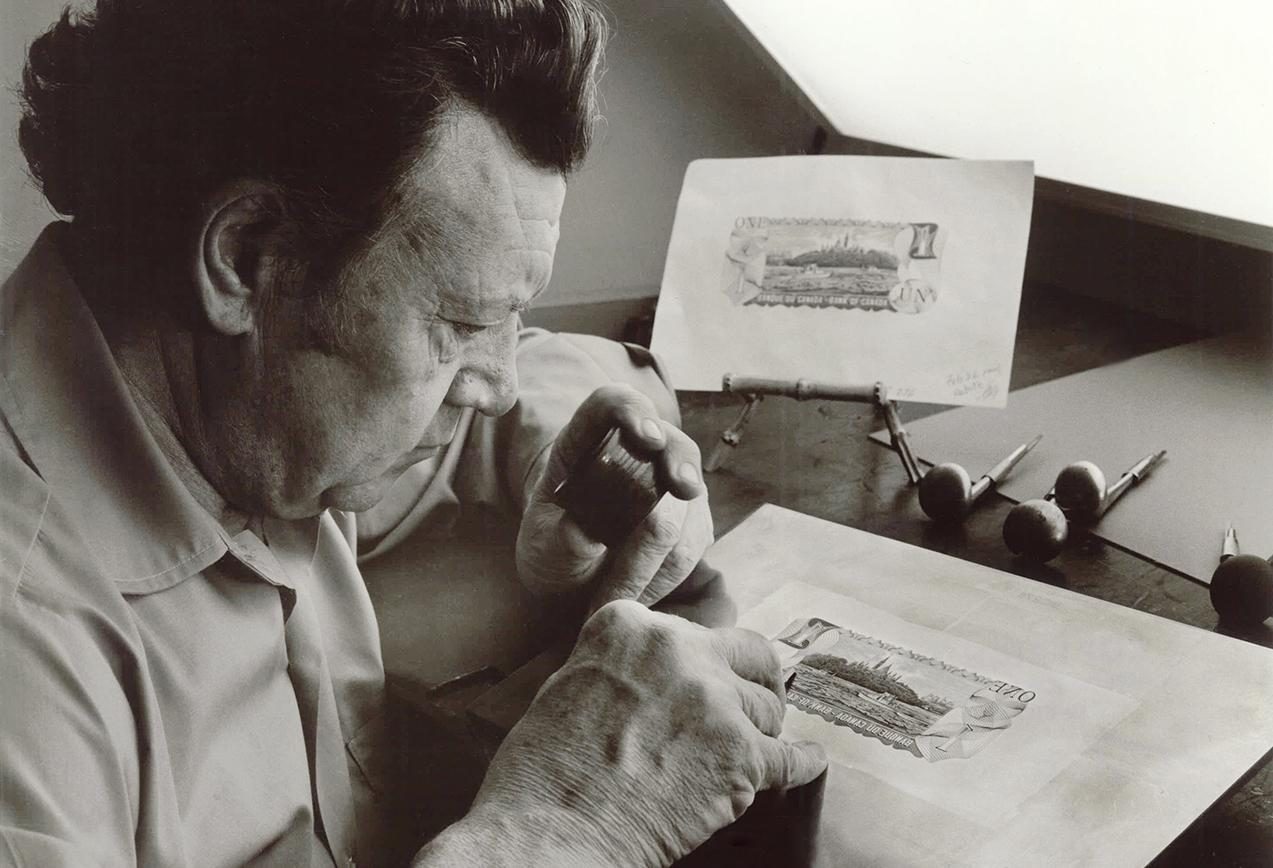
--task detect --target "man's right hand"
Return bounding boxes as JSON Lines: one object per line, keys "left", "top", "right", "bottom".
{"left": 428, "top": 600, "right": 827, "bottom": 867}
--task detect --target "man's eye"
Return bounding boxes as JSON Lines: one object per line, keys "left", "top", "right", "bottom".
{"left": 449, "top": 320, "right": 488, "bottom": 338}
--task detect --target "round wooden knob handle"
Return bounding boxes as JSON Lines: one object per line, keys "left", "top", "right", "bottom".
{"left": 1053, "top": 460, "right": 1106, "bottom": 521}
{"left": 1210, "top": 554, "right": 1273, "bottom": 626}
{"left": 918, "top": 463, "right": 973, "bottom": 523}
{"left": 1003, "top": 499, "right": 1068, "bottom": 562}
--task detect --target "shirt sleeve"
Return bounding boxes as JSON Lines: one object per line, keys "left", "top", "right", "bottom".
{"left": 0, "top": 583, "right": 142, "bottom": 867}
{"left": 357, "top": 328, "right": 680, "bottom": 561}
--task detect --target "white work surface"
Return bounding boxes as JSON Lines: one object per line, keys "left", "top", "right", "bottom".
{"left": 718, "top": 0, "right": 1273, "bottom": 241}
{"left": 872, "top": 333, "right": 1273, "bottom": 583}
{"left": 716, "top": 505, "right": 1273, "bottom": 867}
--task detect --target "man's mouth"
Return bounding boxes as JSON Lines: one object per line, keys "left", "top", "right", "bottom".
{"left": 394, "top": 409, "right": 463, "bottom": 468}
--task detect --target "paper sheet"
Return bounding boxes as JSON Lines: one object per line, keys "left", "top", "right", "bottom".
{"left": 740, "top": 582, "right": 1135, "bottom": 828}
{"left": 706, "top": 505, "right": 1273, "bottom": 866}
{"left": 650, "top": 157, "right": 1034, "bottom": 405}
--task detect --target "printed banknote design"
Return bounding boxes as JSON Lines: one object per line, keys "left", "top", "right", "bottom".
{"left": 722, "top": 217, "right": 943, "bottom": 313}
{"left": 773, "top": 617, "right": 1033, "bottom": 762}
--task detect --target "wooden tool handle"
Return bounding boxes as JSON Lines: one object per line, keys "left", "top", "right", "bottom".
{"left": 722, "top": 374, "right": 878, "bottom": 403}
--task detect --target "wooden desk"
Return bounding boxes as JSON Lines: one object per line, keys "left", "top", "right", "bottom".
{"left": 365, "top": 282, "right": 1271, "bottom": 865}
{"left": 677, "top": 283, "right": 1272, "bottom": 866}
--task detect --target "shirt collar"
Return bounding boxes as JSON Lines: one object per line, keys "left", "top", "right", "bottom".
{"left": 0, "top": 224, "right": 297, "bottom": 594}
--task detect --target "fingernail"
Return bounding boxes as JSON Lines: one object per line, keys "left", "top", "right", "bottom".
{"left": 678, "top": 462, "right": 700, "bottom": 485}
{"left": 641, "top": 418, "right": 664, "bottom": 442}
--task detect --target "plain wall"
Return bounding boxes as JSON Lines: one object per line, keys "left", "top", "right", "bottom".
{"left": 0, "top": 0, "right": 815, "bottom": 300}
{"left": 0, "top": 0, "right": 68, "bottom": 272}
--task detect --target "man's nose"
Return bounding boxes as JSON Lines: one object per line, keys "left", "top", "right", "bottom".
{"left": 476, "top": 364, "right": 519, "bottom": 416}
{"left": 449, "top": 340, "right": 519, "bottom": 417}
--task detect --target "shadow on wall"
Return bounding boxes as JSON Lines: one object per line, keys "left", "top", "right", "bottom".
{"left": 823, "top": 135, "right": 1272, "bottom": 336}
{"left": 547, "top": 0, "right": 815, "bottom": 309}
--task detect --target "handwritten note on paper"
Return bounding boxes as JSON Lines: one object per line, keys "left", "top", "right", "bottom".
{"left": 947, "top": 365, "right": 1004, "bottom": 403}
{"left": 650, "top": 157, "right": 1034, "bottom": 407}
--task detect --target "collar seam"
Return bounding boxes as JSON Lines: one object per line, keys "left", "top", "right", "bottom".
{"left": 111, "top": 538, "right": 225, "bottom": 587}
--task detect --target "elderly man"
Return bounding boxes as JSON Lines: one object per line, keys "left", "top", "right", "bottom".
{"left": 0, "top": 1, "right": 825, "bottom": 865}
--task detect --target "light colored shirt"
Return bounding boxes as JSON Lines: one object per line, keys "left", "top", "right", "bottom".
{"left": 0, "top": 227, "right": 677, "bottom": 867}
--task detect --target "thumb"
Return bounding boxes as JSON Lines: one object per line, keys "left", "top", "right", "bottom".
{"left": 758, "top": 738, "right": 828, "bottom": 791}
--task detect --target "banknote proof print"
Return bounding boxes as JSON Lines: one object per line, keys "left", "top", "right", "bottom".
{"left": 722, "top": 218, "right": 943, "bottom": 313}
{"left": 773, "top": 617, "right": 1034, "bottom": 762}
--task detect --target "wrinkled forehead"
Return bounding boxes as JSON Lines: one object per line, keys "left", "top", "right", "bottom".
{"left": 404, "top": 105, "right": 566, "bottom": 262}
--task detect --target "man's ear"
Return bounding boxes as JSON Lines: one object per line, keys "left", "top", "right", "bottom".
{"left": 195, "top": 182, "right": 287, "bottom": 336}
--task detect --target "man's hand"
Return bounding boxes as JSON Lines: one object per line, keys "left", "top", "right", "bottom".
{"left": 516, "top": 384, "right": 714, "bottom": 610}
{"left": 458, "top": 601, "right": 828, "bottom": 867}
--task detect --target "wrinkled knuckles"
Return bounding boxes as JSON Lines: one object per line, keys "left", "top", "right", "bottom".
{"left": 754, "top": 633, "right": 781, "bottom": 668}
{"left": 695, "top": 705, "right": 756, "bottom": 760}
{"left": 748, "top": 689, "right": 786, "bottom": 736}
{"left": 640, "top": 507, "right": 684, "bottom": 552}
{"left": 592, "top": 597, "right": 647, "bottom": 628}
{"left": 629, "top": 617, "right": 683, "bottom": 672}
{"left": 659, "top": 542, "right": 702, "bottom": 584}
{"left": 578, "top": 598, "right": 646, "bottom": 647}
{"left": 724, "top": 627, "right": 783, "bottom": 672}
{"left": 671, "top": 676, "right": 713, "bottom": 718}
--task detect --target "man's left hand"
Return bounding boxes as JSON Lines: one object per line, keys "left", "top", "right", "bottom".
{"left": 516, "top": 384, "right": 714, "bottom": 610}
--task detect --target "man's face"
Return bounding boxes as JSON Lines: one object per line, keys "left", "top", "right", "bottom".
{"left": 225, "top": 108, "right": 565, "bottom": 518}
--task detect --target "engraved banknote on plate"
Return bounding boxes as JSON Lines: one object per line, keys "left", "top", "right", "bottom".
{"left": 650, "top": 157, "right": 1034, "bottom": 405}
{"left": 773, "top": 616, "right": 1032, "bottom": 762}
{"left": 723, "top": 218, "right": 942, "bottom": 315}
{"left": 737, "top": 581, "right": 1136, "bottom": 827}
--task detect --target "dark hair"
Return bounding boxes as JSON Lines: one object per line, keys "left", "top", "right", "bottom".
{"left": 19, "top": 0, "right": 607, "bottom": 309}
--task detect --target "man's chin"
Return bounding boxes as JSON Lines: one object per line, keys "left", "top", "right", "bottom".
{"left": 323, "top": 450, "right": 442, "bottom": 514}
{"left": 321, "top": 475, "right": 401, "bottom": 514}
